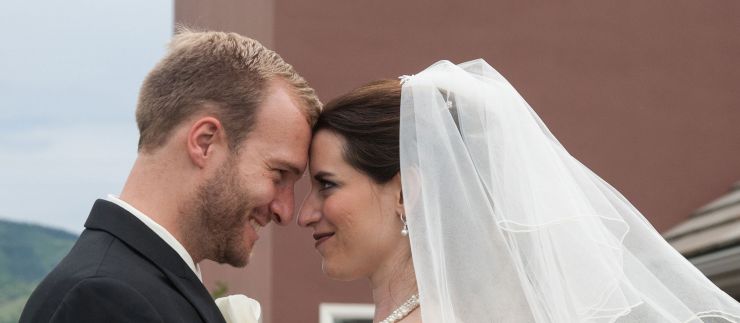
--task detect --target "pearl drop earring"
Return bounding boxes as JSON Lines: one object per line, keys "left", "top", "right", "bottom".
{"left": 401, "top": 215, "right": 409, "bottom": 236}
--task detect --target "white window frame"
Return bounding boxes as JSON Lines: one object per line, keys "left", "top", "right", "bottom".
{"left": 319, "top": 303, "right": 375, "bottom": 323}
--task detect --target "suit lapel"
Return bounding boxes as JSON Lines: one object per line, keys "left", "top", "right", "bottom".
{"left": 161, "top": 270, "right": 228, "bottom": 323}
{"left": 85, "top": 199, "right": 226, "bottom": 323}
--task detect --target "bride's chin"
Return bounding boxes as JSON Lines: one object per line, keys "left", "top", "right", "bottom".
{"left": 322, "top": 260, "right": 361, "bottom": 282}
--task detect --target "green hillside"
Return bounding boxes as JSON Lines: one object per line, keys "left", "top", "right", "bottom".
{"left": 0, "top": 219, "right": 77, "bottom": 323}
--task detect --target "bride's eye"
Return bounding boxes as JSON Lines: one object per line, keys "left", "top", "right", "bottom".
{"left": 318, "top": 179, "right": 336, "bottom": 191}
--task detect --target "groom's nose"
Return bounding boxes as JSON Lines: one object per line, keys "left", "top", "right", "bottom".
{"left": 269, "top": 186, "right": 295, "bottom": 225}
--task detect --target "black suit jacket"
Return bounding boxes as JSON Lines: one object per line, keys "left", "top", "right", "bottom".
{"left": 20, "top": 199, "right": 227, "bottom": 323}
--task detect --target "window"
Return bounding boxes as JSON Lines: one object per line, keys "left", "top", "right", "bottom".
{"left": 319, "top": 303, "right": 374, "bottom": 323}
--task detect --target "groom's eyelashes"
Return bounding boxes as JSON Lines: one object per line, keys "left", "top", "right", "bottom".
{"left": 271, "top": 169, "right": 288, "bottom": 183}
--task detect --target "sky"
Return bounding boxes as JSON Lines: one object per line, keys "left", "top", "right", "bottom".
{"left": 0, "top": 1, "right": 173, "bottom": 233}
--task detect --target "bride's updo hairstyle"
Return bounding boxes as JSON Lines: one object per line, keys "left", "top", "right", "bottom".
{"left": 314, "top": 80, "right": 402, "bottom": 183}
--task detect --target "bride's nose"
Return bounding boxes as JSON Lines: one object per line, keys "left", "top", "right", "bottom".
{"left": 297, "top": 191, "right": 321, "bottom": 227}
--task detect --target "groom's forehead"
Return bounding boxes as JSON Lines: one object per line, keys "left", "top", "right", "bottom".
{"left": 248, "top": 94, "right": 312, "bottom": 138}
{"left": 254, "top": 79, "right": 317, "bottom": 126}
{"left": 236, "top": 124, "right": 310, "bottom": 172}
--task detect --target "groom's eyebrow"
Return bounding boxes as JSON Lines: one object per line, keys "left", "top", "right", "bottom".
{"left": 274, "top": 160, "right": 302, "bottom": 176}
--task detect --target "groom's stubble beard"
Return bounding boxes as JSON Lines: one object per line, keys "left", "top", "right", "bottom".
{"left": 180, "top": 156, "right": 254, "bottom": 268}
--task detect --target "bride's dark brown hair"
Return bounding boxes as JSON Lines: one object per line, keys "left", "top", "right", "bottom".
{"left": 314, "top": 79, "right": 402, "bottom": 184}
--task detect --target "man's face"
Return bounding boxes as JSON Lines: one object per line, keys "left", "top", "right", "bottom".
{"left": 196, "top": 80, "right": 312, "bottom": 267}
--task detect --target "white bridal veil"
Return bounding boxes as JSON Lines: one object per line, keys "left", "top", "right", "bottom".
{"left": 399, "top": 59, "right": 740, "bottom": 322}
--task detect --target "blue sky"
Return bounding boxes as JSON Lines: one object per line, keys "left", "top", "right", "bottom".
{"left": 0, "top": 1, "right": 173, "bottom": 233}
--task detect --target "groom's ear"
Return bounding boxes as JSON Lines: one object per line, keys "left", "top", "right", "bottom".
{"left": 186, "top": 116, "right": 225, "bottom": 169}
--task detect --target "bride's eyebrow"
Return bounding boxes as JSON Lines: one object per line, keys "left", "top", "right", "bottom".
{"left": 313, "top": 171, "right": 335, "bottom": 181}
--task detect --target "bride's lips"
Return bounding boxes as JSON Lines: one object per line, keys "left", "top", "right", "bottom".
{"left": 313, "top": 232, "right": 335, "bottom": 248}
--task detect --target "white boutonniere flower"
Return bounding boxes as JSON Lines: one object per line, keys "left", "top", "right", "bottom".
{"left": 215, "top": 294, "right": 262, "bottom": 323}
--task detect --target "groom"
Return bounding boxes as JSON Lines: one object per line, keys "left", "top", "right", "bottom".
{"left": 20, "top": 29, "right": 321, "bottom": 322}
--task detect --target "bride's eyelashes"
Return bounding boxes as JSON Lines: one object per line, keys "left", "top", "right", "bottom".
{"left": 318, "top": 179, "right": 337, "bottom": 192}
{"left": 312, "top": 171, "right": 339, "bottom": 193}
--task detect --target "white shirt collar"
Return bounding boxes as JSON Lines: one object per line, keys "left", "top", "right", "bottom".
{"left": 105, "top": 194, "right": 202, "bottom": 282}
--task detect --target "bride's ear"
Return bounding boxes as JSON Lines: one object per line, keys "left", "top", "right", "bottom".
{"left": 392, "top": 172, "right": 405, "bottom": 216}
{"left": 396, "top": 167, "right": 421, "bottom": 216}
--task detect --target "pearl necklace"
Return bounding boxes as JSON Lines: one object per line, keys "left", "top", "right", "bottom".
{"left": 379, "top": 294, "right": 420, "bottom": 323}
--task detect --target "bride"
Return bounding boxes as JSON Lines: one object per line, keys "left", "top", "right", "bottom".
{"left": 297, "top": 59, "right": 740, "bottom": 322}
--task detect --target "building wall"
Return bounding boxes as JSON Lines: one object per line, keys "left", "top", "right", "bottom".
{"left": 175, "top": 1, "right": 740, "bottom": 322}
{"left": 175, "top": 0, "right": 274, "bottom": 47}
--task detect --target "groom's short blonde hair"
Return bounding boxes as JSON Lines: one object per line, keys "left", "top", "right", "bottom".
{"left": 135, "top": 27, "right": 321, "bottom": 153}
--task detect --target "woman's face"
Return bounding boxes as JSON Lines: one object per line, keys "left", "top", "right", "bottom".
{"left": 298, "top": 130, "right": 405, "bottom": 281}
